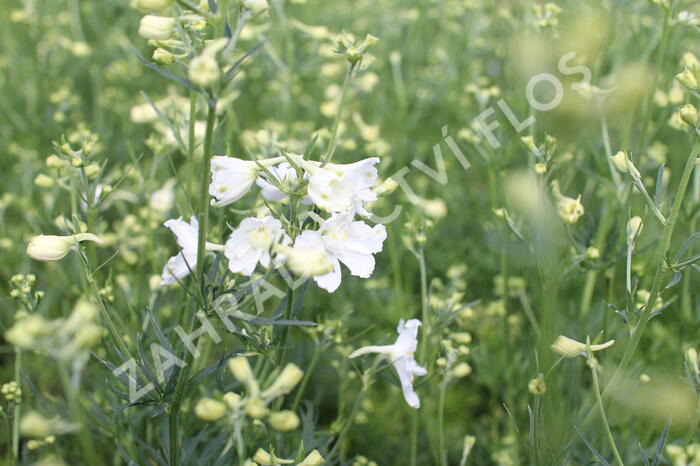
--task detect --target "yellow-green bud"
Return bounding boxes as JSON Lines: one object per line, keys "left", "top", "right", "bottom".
{"left": 45, "top": 155, "right": 65, "bottom": 169}
{"left": 194, "top": 398, "right": 227, "bottom": 421}
{"left": 680, "top": 104, "right": 698, "bottom": 127}
{"left": 626, "top": 216, "right": 644, "bottom": 243}
{"left": 188, "top": 55, "right": 220, "bottom": 88}
{"left": 239, "top": 0, "right": 269, "bottom": 15}
{"left": 244, "top": 398, "right": 269, "bottom": 419}
{"left": 223, "top": 391, "right": 241, "bottom": 410}
{"left": 298, "top": 450, "right": 324, "bottom": 466}
{"left": 34, "top": 174, "right": 54, "bottom": 188}
{"left": 228, "top": 356, "right": 260, "bottom": 396}
{"left": 20, "top": 412, "right": 52, "bottom": 438}
{"left": 677, "top": 69, "right": 699, "bottom": 91}
{"left": 551, "top": 335, "right": 614, "bottom": 358}
{"left": 252, "top": 449, "right": 293, "bottom": 465}
{"left": 268, "top": 410, "right": 300, "bottom": 432}
{"left": 261, "top": 363, "right": 303, "bottom": 399}
{"left": 153, "top": 47, "right": 175, "bottom": 64}
{"left": 528, "top": 377, "right": 546, "bottom": 395}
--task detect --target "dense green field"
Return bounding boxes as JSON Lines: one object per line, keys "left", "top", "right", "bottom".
{"left": 2, "top": 0, "right": 700, "bottom": 464}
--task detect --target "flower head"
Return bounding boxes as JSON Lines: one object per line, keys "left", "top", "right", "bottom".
{"left": 294, "top": 213, "right": 386, "bottom": 292}
{"left": 306, "top": 157, "right": 380, "bottom": 216}
{"left": 349, "top": 318, "right": 427, "bottom": 408}
{"left": 209, "top": 156, "right": 259, "bottom": 207}
{"left": 160, "top": 217, "right": 198, "bottom": 285}
{"left": 224, "top": 216, "right": 289, "bottom": 276}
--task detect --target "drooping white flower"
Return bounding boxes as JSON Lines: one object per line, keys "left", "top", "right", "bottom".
{"left": 551, "top": 335, "right": 615, "bottom": 358}
{"left": 303, "top": 157, "right": 380, "bottom": 216}
{"left": 161, "top": 217, "right": 198, "bottom": 285}
{"left": 255, "top": 162, "right": 300, "bottom": 202}
{"left": 150, "top": 178, "right": 176, "bottom": 213}
{"left": 293, "top": 213, "right": 386, "bottom": 292}
{"left": 209, "top": 156, "right": 259, "bottom": 207}
{"left": 349, "top": 319, "right": 427, "bottom": 408}
{"left": 224, "top": 216, "right": 290, "bottom": 276}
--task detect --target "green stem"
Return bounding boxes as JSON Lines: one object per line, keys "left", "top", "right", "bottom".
{"left": 59, "top": 365, "right": 100, "bottom": 465}
{"left": 169, "top": 100, "right": 217, "bottom": 466}
{"left": 590, "top": 361, "right": 624, "bottom": 466}
{"left": 290, "top": 348, "right": 320, "bottom": 411}
{"left": 604, "top": 138, "right": 698, "bottom": 395}
{"left": 321, "top": 63, "right": 355, "bottom": 166}
{"left": 411, "top": 247, "right": 428, "bottom": 466}
{"left": 12, "top": 349, "right": 21, "bottom": 462}
{"left": 437, "top": 374, "right": 448, "bottom": 466}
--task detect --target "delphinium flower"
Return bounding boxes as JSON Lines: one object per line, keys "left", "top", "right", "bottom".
{"left": 349, "top": 319, "right": 427, "bottom": 408}
{"left": 294, "top": 212, "right": 387, "bottom": 292}
{"left": 550, "top": 335, "right": 615, "bottom": 358}
{"left": 26, "top": 233, "right": 104, "bottom": 262}
{"left": 224, "top": 216, "right": 290, "bottom": 276}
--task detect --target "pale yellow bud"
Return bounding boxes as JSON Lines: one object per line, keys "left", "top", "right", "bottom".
{"left": 45, "top": 155, "right": 64, "bottom": 169}
{"left": 586, "top": 247, "right": 600, "bottom": 259}
{"left": 276, "top": 245, "right": 334, "bottom": 277}
{"left": 244, "top": 398, "right": 269, "bottom": 419}
{"left": 626, "top": 216, "right": 644, "bottom": 243}
{"left": 680, "top": 104, "right": 698, "bottom": 127}
{"left": 188, "top": 55, "right": 220, "bottom": 88}
{"left": 552, "top": 181, "right": 584, "bottom": 224}
{"left": 34, "top": 174, "right": 54, "bottom": 188}
{"left": 26, "top": 233, "right": 104, "bottom": 261}
{"left": 252, "top": 448, "right": 293, "bottom": 465}
{"left": 268, "top": 410, "right": 300, "bottom": 431}
{"left": 298, "top": 450, "right": 324, "bottom": 466}
{"left": 677, "top": 69, "right": 699, "bottom": 91}
{"left": 450, "top": 362, "right": 472, "bottom": 378}
{"left": 228, "top": 356, "right": 260, "bottom": 396}
{"left": 194, "top": 398, "right": 227, "bottom": 421}
{"left": 681, "top": 52, "right": 700, "bottom": 71}
{"left": 20, "top": 412, "right": 52, "bottom": 438}
{"left": 533, "top": 163, "right": 547, "bottom": 174}
{"left": 223, "top": 391, "right": 241, "bottom": 410}
{"left": 240, "top": 0, "right": 269, "bottom": 15}
{"left": 153, "top": 47, "right": 175, "bottom": 64}
{"left": 138, "top": 15, "right": 175, "bottom": 40}
{"left": 261, "top": 363, "right": 303, "bottom": 399}
{"left": 551, "top": 335, "right": 615, "bottom": 358}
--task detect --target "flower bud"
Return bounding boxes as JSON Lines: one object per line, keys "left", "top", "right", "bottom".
{"left": 252, "top": 449, "right": 293, "bottom": 465}
{"left": 26, "top": 233, "right": 104, "bottom": 261}
{"left": 34, "top": 174, "right": 54, "bottom": 188}
{"left": 276, "top": 245, "right": 334, "bottom": 277}
{"left": 680, "top": 104, "right": 698, "bottom": 127}
{"left": 268, "top": 410, "right": 300, "bottom": 431}
{"left": 228, "top": 356, "right": 260, "bottom": 396}
{"left": 551, "top": 335, "right": 615, "bottom": 358}
{"left": 244, "top": 398, "right": 269, "bottom": 419}
{"left": 298, "top": 450, "right": 324, "bottom": 466}
{"left": 223, "top": 391, "right": 241, "bottom": 410}
{"left": 261, "top": 363, "right": 303, "bottom": 399}
{"left": 20, "top": 412, "right": 52, "bottom": 438}
{"left": 153, "top": 47, "right": 175, "bottom": 64}
{"left": 194, "top": 398, "right": 227, "bottom": 421}
{"left": 239, "top": 0, "right": 269, "bottom": 15}
{"left": 552, "top": 181, "right": 584, "bottom": 224}
{"left": 676, "top": 69, "right": 699, "bottom": 91}
{"left": 188, "top": 55, "right": 220, "bottom": 88}
{"left": 138, "top": 15, "right": 175, "bottom": 40}
{"left": 681, "top": 52, "right": 700, "bottom": 71}
{"left": 626, "top": 216, "right": 644, "bottom": 243}
{"left": 131, "top": 0, "right": 173, "bottom": 11}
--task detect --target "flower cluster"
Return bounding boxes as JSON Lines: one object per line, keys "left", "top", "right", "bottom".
{"left": 161, "top": 153, "right": 387, "bottom": 292}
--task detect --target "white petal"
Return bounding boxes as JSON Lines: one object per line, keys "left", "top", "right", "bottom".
{"left": 164, "top": 217, "right": 199, "bottom": 252}
{"left": 313, "top": 256, "right": 342, "bottom": 292}
{"left": 337, "top": 249, "right": 375, "bottom": 278}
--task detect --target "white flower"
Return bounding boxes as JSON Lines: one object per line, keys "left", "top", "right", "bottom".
{"left": 161, "top": 217, "right": 199, "bottom": 285}
{"left": 209, "top": 156, "right": 259, "bottom": 207}
{"left": 294, "top": 213, "right": 386, "bottom": 292}
{"left": 304, "top": 157, "right": 380, "bottom": 215}
{"left": 256, "top": 162, "right": 300, "bottom": 202}
{"left": 224, "top": 216, "right": 289, "bottom": 276}
{"left": 349, "top": 319, "right": 427, "bottom": 408}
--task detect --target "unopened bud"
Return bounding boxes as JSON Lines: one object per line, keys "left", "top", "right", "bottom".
{"left": 268, "top": 410, "right": 300, "bottom": 432}
{"left": 194, "top": 398, "right": 227, "bottom": 421}
{"left": 261, "top": 363, "right": 303, "bottom": 399}
{"left": 680, "top": 104, "right": 698, "bottom": 127}
{"left": 138, "top": 15, "right": 175, "bottom": 40}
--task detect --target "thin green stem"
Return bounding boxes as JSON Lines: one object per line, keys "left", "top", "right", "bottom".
{"left": 169, "top": 100, "right": 217, "bottom": 466}
{"left": 437, "top": 374, "right": 448, "bottom": 466}
{"left": 11, "top": 349, "right": 21, "bottom": 462}
{"left": 321, "top": 63, "right": 355, "bottom": 166}
{"left": 590, "top": 361, "right": 624, "bottom": 466}
{"left": 291, "top": 348, "right": 320, "bottom": 411}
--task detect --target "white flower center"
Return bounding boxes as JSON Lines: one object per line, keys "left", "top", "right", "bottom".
{"left": 249, "top": 227, "right": 273, "bottom": 249}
